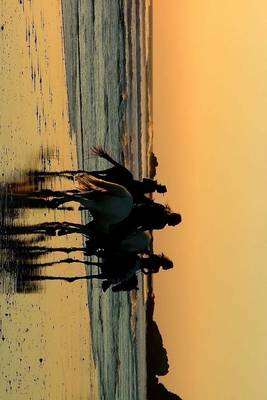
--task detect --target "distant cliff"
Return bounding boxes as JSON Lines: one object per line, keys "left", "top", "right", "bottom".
{"left": 146, "top": 291, "right": 182, "bottom": 400}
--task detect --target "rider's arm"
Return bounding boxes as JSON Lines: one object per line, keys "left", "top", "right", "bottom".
{"left": 91, "top": 147, "right": 133, "bottom": 179}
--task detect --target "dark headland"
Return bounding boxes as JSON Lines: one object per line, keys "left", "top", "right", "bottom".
{"left": 146, "top": 277, "right": 182, "bottom": 400}
{"left": 146, "top": 152, "right": 182, "bottom": 400}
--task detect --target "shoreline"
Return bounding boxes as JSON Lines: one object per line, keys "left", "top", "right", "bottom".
{"left": 61, "top": 1, "right": 150, "bottom": 399}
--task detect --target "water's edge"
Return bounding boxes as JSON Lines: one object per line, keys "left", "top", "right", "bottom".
{"left": 61, "top": 1, "right": 152, "bottom": 399}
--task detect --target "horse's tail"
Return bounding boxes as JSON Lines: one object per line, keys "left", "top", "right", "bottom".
{"left": 75, "top": 174, "right": 132, "bottom": 199}
{"left": 75, "top": 175, "right": 108, "bottom": 193}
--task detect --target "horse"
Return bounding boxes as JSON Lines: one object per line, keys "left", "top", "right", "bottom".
{"left": 25, "top": 273, "right": 139, "bottom": 293}
{"left": 7, "top": 174, "right": 134, "bottom": 234}
{"left": 20, "top": 251, "right": 140, "bottom": 291}
{"left": 29, "top": 146, "right": 167, "bottom": 203}
{"left": 23, "top": 252, "right": 172, "bottom": 292}
{"left": 1, "top": 222, "right": 151, "bottom": 256}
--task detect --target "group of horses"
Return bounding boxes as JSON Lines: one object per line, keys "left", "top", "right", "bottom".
{"left": 2, "top": 147, "right": 182, "bottom": 292}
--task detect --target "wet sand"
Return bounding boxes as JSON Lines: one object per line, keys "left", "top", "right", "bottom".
{"left": 1, "top": 0, "right": 152, "bottom": 398}
{"left": 0, "top": 1, "right": 98, "bottom": 399}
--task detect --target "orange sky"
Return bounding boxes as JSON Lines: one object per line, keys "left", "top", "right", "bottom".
{"left": 153, "top": 1, "right": 267, "bottom": 399}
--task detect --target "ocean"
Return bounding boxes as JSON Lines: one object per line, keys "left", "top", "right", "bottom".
{"left": 0, "top": 0, "right": 152, "bottom": 399}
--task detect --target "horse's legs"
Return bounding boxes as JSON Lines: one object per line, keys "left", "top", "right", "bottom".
{"left": 0, "top": 222, "right": 85, "bottom": 236}
{"left": 0, "top": 223, "right": 57, "bottom": 235}
{"left": 14, "top": 245, "right": 86, "bottom": 254}
{"left": 3, "top": 195, "right": 57, "bottom": 209}
{"left": 25, "top": 273, "right": 104, "bottom": 282}
{"left": 33, "top": 167, "right": 118, "bottom": 176}
{"left": 27, "top": 258, "right": 103, "bottom": 268}
{"left": 9, "top": 189, "right": 79, "bottom": 198}
{"left": 54, "top": 221, "right": 94, "bottom": 238}
{"left": 30, "top": 170, "right": 86, "bottom": 177}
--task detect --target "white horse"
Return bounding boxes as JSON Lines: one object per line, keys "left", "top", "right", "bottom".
{"left": 53, "top": 175, "right": 133, "bottom": 233}
{"left": 55, "top": 175, "right": 133, "bottom": 234}
{"left": 10, "top": 174, "right": 134, "bottom": 235}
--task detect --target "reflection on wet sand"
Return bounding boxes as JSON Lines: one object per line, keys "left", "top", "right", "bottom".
{"left": 0, "top": 170, "right": 92, "bottom": 292}
{"left": 0, "top": 1, "right": 98, "bottom": 399}
{"left": 0, "top": 166, "right": 99, "bottom": 398}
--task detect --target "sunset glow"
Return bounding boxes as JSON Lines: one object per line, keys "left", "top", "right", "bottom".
{"left": 153, "top": 1, "right": 267, "bottom": 398}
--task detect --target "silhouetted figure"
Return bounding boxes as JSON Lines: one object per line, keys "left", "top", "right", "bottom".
{"left": 141, "top": 254, "right": 173, "bottom": 274}
{"left": 24, "top": 252, "right": 173, "bottom": 292}
{"left": 30, "top": 146, "right": 167, "bottom": 203}
{"left": 87, "top": 147, "right": 167, "bottom": 203}
{"left": 110, "top": 202, "right": 182, "bottom": 238}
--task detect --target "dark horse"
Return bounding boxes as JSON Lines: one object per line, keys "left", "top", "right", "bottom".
{"left": 23, "top": 252, "right": 173, "bottom": 292}
{"left": 29, "top": 146, "right": 167, "bottom": 203}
